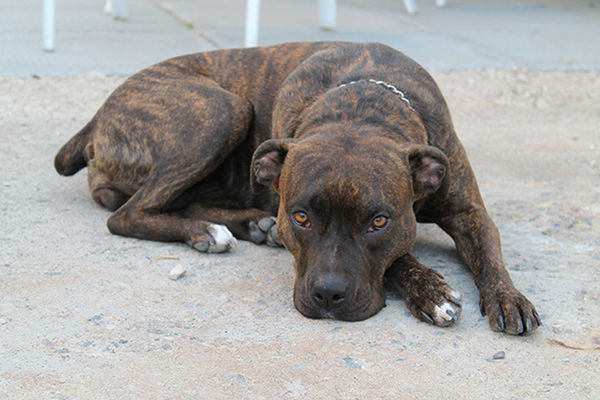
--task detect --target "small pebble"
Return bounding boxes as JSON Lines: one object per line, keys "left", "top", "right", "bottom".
{"left": 493, "top": 351, "right": 506, "bottom": 360}
{"left": 168, "top": 264, "right": 186, "bottom": 281}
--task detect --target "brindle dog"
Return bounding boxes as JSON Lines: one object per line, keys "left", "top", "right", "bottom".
{"left": 55, "top": 42, "right": 540, "bottom": 334}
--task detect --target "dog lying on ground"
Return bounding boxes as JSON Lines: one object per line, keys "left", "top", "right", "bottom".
{"left": 55, "top": 41, "right": 540, "bottom": 334}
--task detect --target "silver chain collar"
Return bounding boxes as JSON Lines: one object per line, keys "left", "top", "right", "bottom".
{"left": 338, "top": 79, "right": 415, "bottom": 111}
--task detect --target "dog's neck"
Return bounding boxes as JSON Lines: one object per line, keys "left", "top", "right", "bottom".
{"left": 338, "top": 79, "right": 415, "bottom": 112}
{"left": 289, "top": 78, "right": 427, "bottom": 144}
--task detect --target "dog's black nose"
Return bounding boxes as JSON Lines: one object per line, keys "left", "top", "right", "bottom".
{"left": 311, "top": 275, "right": 350, "bottom": 311}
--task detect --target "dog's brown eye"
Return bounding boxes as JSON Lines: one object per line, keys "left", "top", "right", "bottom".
{"left": 293, "top": 211, "right": 310, "bottom": 227}
{"left": 370, "top": 216, "right": 388, "bottom": 231}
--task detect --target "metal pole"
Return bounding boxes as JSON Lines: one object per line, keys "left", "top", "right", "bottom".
{"left": 245, "top": 0, "right": 260, "bottom": 47}
{"left": 111, "top": 0, "right": 129, "bottom": 19}
{"left": 42, "top": 0, "right": 55, "bottom": 51}
{"left": 318, "top": 0, "right": 336, "bottom": 30}
{"left": 403, "top": 0, "right": 417, "bottom": 15}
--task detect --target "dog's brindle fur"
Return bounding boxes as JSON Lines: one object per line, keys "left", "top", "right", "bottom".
{"left": 55, "top": 42, "right": 540, "bottom": 334}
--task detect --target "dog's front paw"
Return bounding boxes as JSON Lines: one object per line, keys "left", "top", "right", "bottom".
{"left": 404, "top": 274, "right": 462, "bottom": 327}
{"left": 248, "top": 217, "right": 283, "bottom": 247}
{"left": 188, "top": 224, "right": 237, "bottom": 253}
{"left": 480, "top": 287, "right": 541, "bottom": 335}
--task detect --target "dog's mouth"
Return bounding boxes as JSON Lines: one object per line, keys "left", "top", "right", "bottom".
{"left": 293, "top": 281, "right": 386, "bottom": 322}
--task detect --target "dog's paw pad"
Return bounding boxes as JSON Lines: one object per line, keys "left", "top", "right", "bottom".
{"left": 250, "top": 217, "right": 283, "bottom": 247}
{"left": 249, "top": 221, "right": 267, "bottom": 244}
{"left": 264, "top": 221, "right": 282, "bottom": 248}
{"left": 190, "top": 224, "right": 237, "bottom": 253}
{"left": 266, "top": 227, "right": 282, "bottom": 247}
{"left": 257, "top": 216, "right": 276, "bottom": 232}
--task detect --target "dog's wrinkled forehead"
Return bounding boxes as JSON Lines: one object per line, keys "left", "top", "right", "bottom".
{"left": 280, "top": 135, "right": 412, "bottom": 206}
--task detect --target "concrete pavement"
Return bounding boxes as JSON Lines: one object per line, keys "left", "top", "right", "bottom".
{"left": 1, "top": 1, "right": 599, "bottom": 399}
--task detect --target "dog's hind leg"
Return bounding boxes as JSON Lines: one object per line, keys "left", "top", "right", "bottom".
{"left": 104, "top": 83, "right": 254, "bottom": 253}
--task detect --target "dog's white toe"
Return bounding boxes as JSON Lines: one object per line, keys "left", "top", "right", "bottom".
{"left": 432, "top": 299, "right": 461, "bottom": 327}
{"left": 206, "top": 224, "right": 237, "bottom": 253}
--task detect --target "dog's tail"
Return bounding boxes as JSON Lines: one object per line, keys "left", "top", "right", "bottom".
{"left": 54, "top": 118, "right": 95, "bottom": 176}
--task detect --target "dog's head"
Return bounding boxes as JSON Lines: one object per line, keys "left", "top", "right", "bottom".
{"left": 251, "top": 131, "right": 448, "bottom": 321}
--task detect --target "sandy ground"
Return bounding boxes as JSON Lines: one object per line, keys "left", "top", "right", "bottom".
{"left": 0, "top": 70, "right": 599, "bottom": 399}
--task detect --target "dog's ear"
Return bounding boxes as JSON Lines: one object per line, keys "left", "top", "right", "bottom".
{"left": 407, "top": 145, "right": 449, "bottom": 200}
{"left": 251, "top": 138, "right": 294, "bottom": 192}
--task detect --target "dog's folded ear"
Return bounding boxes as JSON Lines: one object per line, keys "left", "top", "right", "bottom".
{"left": 251, "top": 138, "right": 295, "bottom": 192}
{"left": 407, "top": 145, "right": 449, "bottom": 200}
